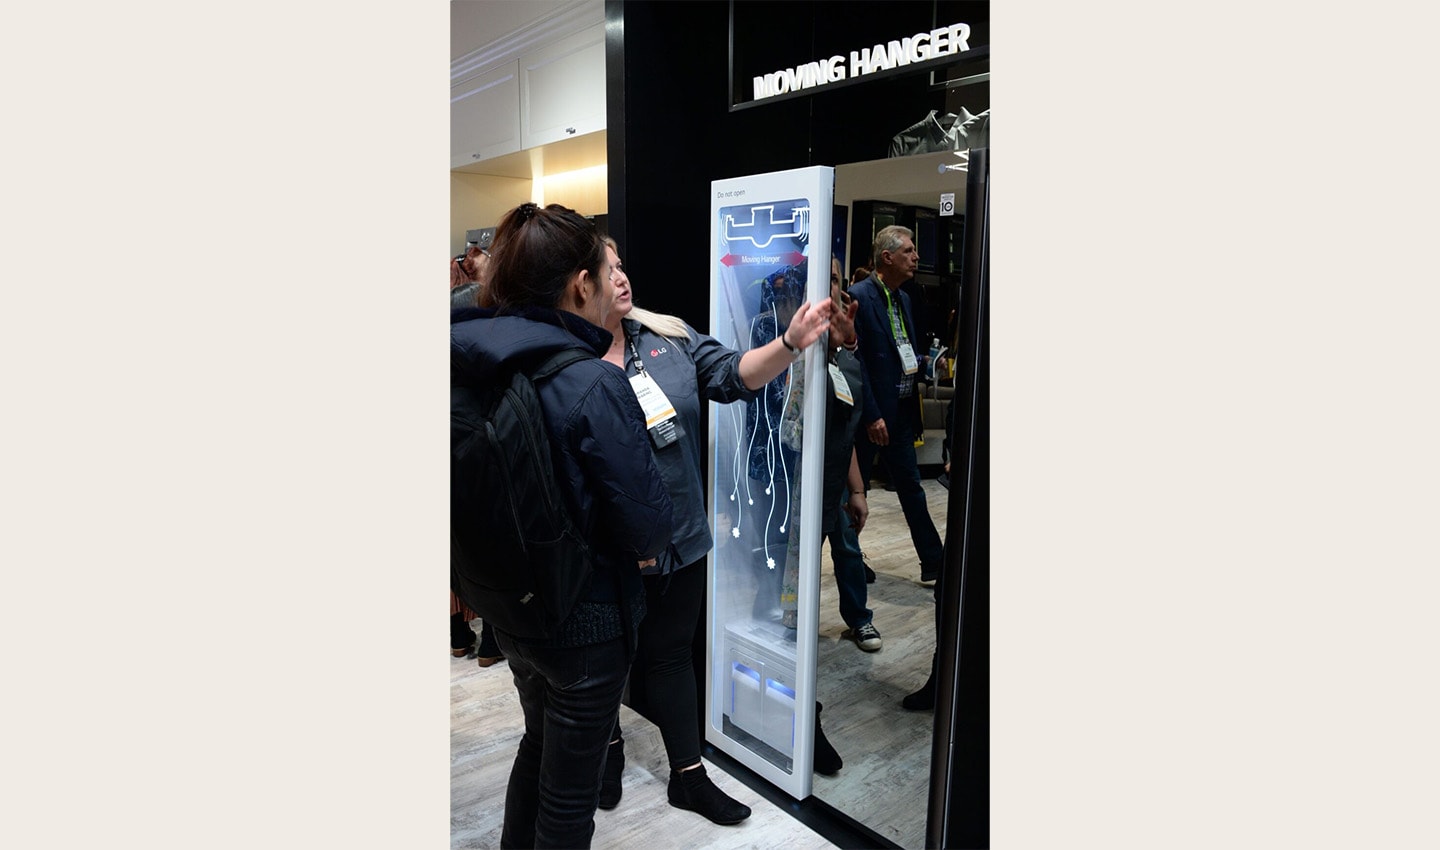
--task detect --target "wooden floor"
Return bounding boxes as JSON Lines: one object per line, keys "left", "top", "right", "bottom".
{"left": 451, "top": 655, "right": 842, "bottom": 849}
{"left": 810, "top": 476, "right": 949, "bottom": 849}
{"left": 451, "top": 477, "right": 950, "bottom": 850}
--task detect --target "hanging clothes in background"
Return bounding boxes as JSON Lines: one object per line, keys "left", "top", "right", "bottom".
{"left": 887, "top": 107, "right": 990, "bottom": 158}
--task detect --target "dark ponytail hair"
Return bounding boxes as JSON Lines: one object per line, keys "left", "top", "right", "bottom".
{"left": 481, "top": 202, "right": 605, "bottom": 310}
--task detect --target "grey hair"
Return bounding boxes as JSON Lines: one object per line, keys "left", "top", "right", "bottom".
{"left": 872, "top": 224, "right": 914, "bottom": 268}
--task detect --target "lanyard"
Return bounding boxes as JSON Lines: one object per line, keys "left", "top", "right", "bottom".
{"left": 622, "top": 322, "right": 682, "bottom": 448}
{"left": 624, "top": 324, "right": 647, "bottom": 375}
{"left": 879, "top": 281, "right": 909, "bottom": 344}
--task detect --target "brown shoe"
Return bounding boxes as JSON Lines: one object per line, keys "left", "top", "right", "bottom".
{"left": 475, "top": 625, "right": 504, "bottom": 667}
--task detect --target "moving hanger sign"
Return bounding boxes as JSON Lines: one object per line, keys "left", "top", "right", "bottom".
{"left": 751, "top": 23, "right": 972, "bottom": 101}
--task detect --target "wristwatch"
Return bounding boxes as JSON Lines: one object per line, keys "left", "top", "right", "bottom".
{"left": 780, "top": 330, "right": 804, "bottom": 360}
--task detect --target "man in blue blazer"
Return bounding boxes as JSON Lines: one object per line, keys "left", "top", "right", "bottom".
{"left": 850, "top": 225, "right": 945, "bottom": 582}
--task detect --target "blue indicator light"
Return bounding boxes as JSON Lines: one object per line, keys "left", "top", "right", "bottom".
{"left": 732, "top": 662, "right": 761, "bottom": 682}
{"left": 766, "top": 679, "right": 796, "bottom": 699}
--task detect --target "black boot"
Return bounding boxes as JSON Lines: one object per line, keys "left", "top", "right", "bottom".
{"left": 667, "top": 764, "right": 751, "bottom": 825}
{"left": 597, "top": 738, "right": 624, "bottom": 810}
{"left": 476, "top": 621, "right": 505, "bottom": 668}
{"left": 450, "top": 611, "right": 476, "bottom": 657}
{"left": 902, "top": 670, "right": 937, "bottom": 711}
{"left": 813, "top": 702, "right": 842, "bottom": 775}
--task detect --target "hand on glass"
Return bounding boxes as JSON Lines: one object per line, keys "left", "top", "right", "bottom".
{"left": 784, "top": 299, "right": 835, "bottom": 350}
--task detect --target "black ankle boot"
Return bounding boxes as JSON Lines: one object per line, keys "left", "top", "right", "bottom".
{"left": 667, "top": 764, "right": 751, "bottom": 825}
{"left": 475, "top": 621, "right": 505, "bottom": 668}
{"left": 597, "top": 738, "right": 624, "bottom": 810}
{"left": 813, "top": 702, "right": 843, "bottom": 775}
{"left": 450, "top": 611, "right": 476, "bottom": 657}
{"left": 902, "top": 673, "right": 937, "bottom": 711}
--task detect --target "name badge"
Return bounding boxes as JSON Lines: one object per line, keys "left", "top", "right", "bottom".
{"left": 828, "top": 362, "right": 854, "bottom": 406}
{"left": 629, "top": 372, "right": 682, "bottom": 449}
{"left": 897, "top": 342, "right": 919, "bottom": 376}
{"left": 648, "top": 417, "right": 683, "bottom": 449}
{"left": 629, "top": 372, "right": 677, "bottom": 427}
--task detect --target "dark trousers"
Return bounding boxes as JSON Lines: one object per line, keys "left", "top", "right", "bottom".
{"left": 451, "top": 610, "right": 476, "bottom": 649}
{"left": 828, "top": 497, "right": 873, "bottom": 630}
{"left": 615, "top": 561, "right": 706, "bottom": 772}
{"left": 495, "top": 631, "right": 630, "bottom": 849}
{"left": 856, "top": 422, "right": 945, "bottom": 566}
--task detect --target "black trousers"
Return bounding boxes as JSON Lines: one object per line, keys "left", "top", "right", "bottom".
{"left": 497, "top": 631, "right": 630, "bottom": 849}
{"left": 614, "top": 561, "right": 706, "bottom": 771}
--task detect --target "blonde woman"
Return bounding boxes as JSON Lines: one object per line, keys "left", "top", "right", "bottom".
{"left": 594, "top": 236, "right": 832, "bottom": 824}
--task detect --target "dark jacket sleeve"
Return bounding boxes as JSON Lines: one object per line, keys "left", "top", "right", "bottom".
{"left": 857, "top": 353, "right": 883, "bottom": 429}
{"left": 687, "top": 324, "right": 755, "bottom": 404}
{"left": 568, "top": 366, "right": 675, "bottom": 561}
{"left": 852, "top": 282, "right": 887, "bottom": 426}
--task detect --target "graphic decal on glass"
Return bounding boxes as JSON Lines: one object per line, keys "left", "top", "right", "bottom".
{"left": 716, "top": 198, "right": 810, "bottom": 571}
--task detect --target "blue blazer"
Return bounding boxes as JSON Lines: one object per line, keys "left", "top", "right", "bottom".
{"left": 850, "top": 274, "right": 924, "bottom": 435}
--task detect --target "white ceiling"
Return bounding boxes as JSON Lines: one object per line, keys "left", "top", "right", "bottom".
{"left": 451, "top": 0, "right": 596, "bottom": 61}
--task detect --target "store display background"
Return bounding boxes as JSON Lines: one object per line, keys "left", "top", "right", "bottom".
{"left": 4, "top": 2, "right": 1439, "bottom": 849}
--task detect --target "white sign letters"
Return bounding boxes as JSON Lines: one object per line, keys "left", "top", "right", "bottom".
{"left": 750, "top": 23, "right": 972, "bottom": 102}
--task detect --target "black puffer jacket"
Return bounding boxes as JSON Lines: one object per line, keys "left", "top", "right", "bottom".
{"left": 451, "top": 304, "right": 674, "bottom": 647}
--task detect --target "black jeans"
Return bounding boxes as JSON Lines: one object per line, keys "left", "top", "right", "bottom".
{"left": 615, "top": 561, "right": 706, "bottom": 771}
{"left": 495, "top": 631, "right": 630, "bottom": 849}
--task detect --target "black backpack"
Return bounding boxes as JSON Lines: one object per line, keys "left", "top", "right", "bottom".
{"left": 451, "top": 348, "right": 594, "bottom": 640}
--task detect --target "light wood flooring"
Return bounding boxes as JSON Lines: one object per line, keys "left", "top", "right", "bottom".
{"left": 451, "top": 477, "right": 951, "bottom": 850}
{"left": 452, "top": 651, "right": 841, "bottom": 849}
{"left": 810, "top": 476, "right": 950, "bottom": 849}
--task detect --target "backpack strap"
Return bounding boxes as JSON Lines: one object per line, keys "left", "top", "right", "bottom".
{"left": 523, "top": 344, "right": 641, "bottom": 662}
{"left": 528, "top": 347, "right": 592, "bottom": 383}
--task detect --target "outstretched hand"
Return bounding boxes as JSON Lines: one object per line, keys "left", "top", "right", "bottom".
{"left": 740, "top": 297, "right": 840, "bottom": 391}
{"left": 785, "top": 299, "right": 835, "bottom": 350}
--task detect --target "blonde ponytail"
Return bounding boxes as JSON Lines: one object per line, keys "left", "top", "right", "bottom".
{"left": 629, "top": 306, "right": 692, "bottom": 343}
{"left": 601, "top": 236, "right": 693, "bottom": 343}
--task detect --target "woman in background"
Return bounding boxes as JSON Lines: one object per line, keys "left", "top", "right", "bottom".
{"left": 449, "top": 280, "right": 503, "bottom": 667}
{"left": 450, "top": 244, "right": 488, "bottom": 290}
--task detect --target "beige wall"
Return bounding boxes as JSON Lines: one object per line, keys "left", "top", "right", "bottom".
{"left": 450, "top": 168, "right": 610, "bottom": 255}
{"left": 539, "top": 166, "right": 607, "bottom": 218}
{"left": 452, "top": 2, "right": 608, "bottom": 255}
{"left": 450, "top": 173, "right": 530, "bottom": 255}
